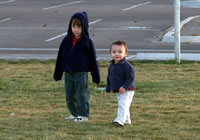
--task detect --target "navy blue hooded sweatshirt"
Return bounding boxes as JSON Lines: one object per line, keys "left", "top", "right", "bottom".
{"left": 53, "top": 12, "right": 100, "bottom": 84}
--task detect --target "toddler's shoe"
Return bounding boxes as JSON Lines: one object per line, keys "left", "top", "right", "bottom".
{"left": 65, "top": 115, "right": 76, "bottom": 120}
{"left": 74, "top": 116, "right": 88, "bottom": 122}
{"left": 112, "top": 121, "right": 124, "bottom": 127}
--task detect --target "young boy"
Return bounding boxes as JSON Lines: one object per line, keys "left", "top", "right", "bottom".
{"left": 54, "top": 12, "right": 100, "bottom": 122}
{"left": 104, "top": 41, "right": 135, "bottom": 126}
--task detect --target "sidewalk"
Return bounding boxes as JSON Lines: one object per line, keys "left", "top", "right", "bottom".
{"left": 181, "top": 0, "right": 200, "bottom": 8}
{"left": 134, "top": 53, "right": 200, "bottom": 61}
{"left": 135, "top": 15, "right": 200, "bottom": 61}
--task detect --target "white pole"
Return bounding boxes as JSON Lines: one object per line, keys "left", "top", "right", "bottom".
{"left": 174, "top": 0, "right": 181, "bottom": 63}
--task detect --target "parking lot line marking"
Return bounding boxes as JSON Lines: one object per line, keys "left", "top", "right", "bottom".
{"left": 0, "top": 26, "right": 160, "bottom": 31}
{"left": 96, "top": 49, "right": 176, "bottom": 52}
{"left": 0, "top": 18, "right": 12, "bottom": 23}
{"left": 0, "top": 27, "right": 66, "bottom": 30}
{"left": 45, "top": 32, "right": 67, "bottom": 42}
{"left": 122, "top": 1, "right": 152, "bottom": 11}
{"left": 89, "top": 27, "right": 160, "bottom": 31}
{"left": 43, "top": 1, "right": 84, "bottom": 10}
{"left": 89, "top": 19, "right": 102, "bottom": 25}
{"left": 0, "top": 48, "right": 57, "bottom": 51}
{"left": 45, "top": 19, "right": 102, "bottom": 42}
{"left": 0, "top": 0, "right": 15, "bottom": 4}
{"left": 1, "top": 48, "right": 200, "bottom": 53}
{"left": 124, "top": 26, "right": 151, "bottom": 29}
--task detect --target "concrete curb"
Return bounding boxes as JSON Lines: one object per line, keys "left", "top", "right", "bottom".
{"left": 134, "top": 53, "right": 200, "bottom": 61}
{"left": 181, "top": 0, "right": 200, "bottom": 8}
{"left": 162, "top": 15, "right": 200, "bottom": 43}
{"left": 0, "top": 54, "right": 56, "bottom": 60}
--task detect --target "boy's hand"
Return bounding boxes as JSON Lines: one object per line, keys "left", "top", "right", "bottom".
{"left": 119, "top": 87, "right": 126, "bottom": 94}
{"left": 104, "top": 92, "right": 108, "bottom": 97}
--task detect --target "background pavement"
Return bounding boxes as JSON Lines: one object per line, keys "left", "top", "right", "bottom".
{"left": 181, "top": 16, "right": 200, "bottom": 36}
{"left": 0, "top": 0, "right": 200, "bottom": 61}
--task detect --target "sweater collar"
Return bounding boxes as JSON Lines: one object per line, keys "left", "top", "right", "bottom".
{"left": 110, "top": 58, "right": 127, "bottom": 65}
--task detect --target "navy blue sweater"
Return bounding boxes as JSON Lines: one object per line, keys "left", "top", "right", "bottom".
{"left": 53, "top": 12, "right": 100, "bottom": 84}
{"left": 106, "top": 58, "right": 135, "bottom": 93}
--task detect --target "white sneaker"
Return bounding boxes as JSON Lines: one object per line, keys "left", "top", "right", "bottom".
{"left": 65, "top": 115, "right": 76, "bottom": 120}
{"left": 74, "top": 116, "right": 88, "bottom": 122}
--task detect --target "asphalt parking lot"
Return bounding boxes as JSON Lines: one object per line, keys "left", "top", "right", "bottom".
{"left": 0, "top": 0, "right": 200, "bottom": 60}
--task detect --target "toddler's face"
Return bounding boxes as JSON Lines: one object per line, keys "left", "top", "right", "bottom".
{"left": 111, "top": 44, "right": 127, "bottom": 64}
{"left": 71, "top": 24, "right": 82, "bottom": 39}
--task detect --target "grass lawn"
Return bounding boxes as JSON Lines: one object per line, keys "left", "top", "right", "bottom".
{"left": 0, "top": 60, "right": 200, "bottom": 140}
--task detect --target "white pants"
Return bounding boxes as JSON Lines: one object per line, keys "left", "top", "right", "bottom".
{"left": 113, "top": 91, "right": 135, "bottom": 125}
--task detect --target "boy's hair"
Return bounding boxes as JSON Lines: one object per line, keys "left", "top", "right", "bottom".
{"left": 71, "top": 18, "right": 82, "bottom": 27}
{"left": 110, "top": 40, "right": 128, "bottom": 53}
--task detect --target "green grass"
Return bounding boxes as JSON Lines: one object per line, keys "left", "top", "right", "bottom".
{"left": 0, "top": 60, "right": 200, "bottom": 140}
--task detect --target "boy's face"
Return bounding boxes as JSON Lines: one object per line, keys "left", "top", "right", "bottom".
{"left": 111, "top": 44, "right": 127, "bottom": 64}
{"left": 71, "top": 24, "right": 82, "bottom": 39}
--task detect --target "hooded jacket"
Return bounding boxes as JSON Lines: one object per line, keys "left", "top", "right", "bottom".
{"left": 53, "top": 12, "right": 100, "bottom": 84}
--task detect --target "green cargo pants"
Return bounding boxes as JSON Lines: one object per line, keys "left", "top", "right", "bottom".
{"left": 64, "top": 72, "right": 90, "bottom": 117}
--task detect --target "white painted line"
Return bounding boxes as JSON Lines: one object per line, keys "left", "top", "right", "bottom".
{"left": 89, "top": 19, "right": 102, "bottom": 25}
{"left": 1, "top": 53, "right": 200, "bottom": 61}
{"left": 43, "top": 1, "right": 84, "bottom": 10}
{"left": 45, "top": 19, "right": 102, "bottom": 42}
{"left": 96, "top": 49, "right": 200, "bottom": 53}
{"left": 0, "top": 26, "right": 160, "bottom": 31}
{"left": 45, "top": 32, "right": 67, "bottom": 42}
{"left": 90, "top": 27, "right": 160, "bottom": 31}
{"left": 0, "top": 54, "right": 108, "bottom": 61}
{"left": 123, "top": 1, "right": 152, "bottom": 11}
{"left": 0, "top": 27, "right": 66, "bottom": 30}
{"left": 2, "top": 48, "right": 200, "bottom": 53}
{"left": 0, "top": 0, "right": 15, "bottom": 4}
{"left": 97, "top": 49, "right": 171, "bottom": 52}
{"left": 0, "top": 54, "right": 57, "bottom": 60}
{"left": 124, "top": 26, "right": 151, "bottom": 29}
{"left": 0, "top": 18, "right": 12, "bottom": 23}
{"left": 0, "top": 48, "right": 58, "bottom": 51}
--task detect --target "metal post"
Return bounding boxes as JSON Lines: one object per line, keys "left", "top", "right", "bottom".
{"left": 174, "top": 0, "right": 181, "bottom": 63}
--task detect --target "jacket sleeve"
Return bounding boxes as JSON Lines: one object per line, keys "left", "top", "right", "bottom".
{"left": 53, "top": 39, "right": 64, "bottom": 81}
{"left": 122, "top": 64, "right": 135, "bottom": 90}
{"left": 88, "top": 39, "right": 100, "bottom": 84}
{"left": 105, "top": 66, "right": 111, "bottom": 93}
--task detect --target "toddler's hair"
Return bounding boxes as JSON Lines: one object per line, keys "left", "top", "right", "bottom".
{"left": 110, "top": 40, "right": 128, "bottom": 53}
{"left": 71, "top": 18, "right": 82, "bottom": 27}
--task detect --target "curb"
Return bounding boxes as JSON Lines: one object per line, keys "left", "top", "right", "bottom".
{"left": 134, "top": 53, "right": 200, "bottom": 61}
{"left": 181, "top": 0, "right": 200, "bottom": 8}
{"left": 162, "top": 15, "right": 200, "bottom": 43}
{"left": 0, "top": 54, "right": 56, "bottom": 60}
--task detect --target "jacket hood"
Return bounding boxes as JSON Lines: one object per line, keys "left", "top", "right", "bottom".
{"left": 67, "top": 12, "right": 89, "bottom": 38}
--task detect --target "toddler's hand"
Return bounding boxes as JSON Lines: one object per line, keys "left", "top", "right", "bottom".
{"left": 119, "top": 87, "right": 126, "bottom": 94}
